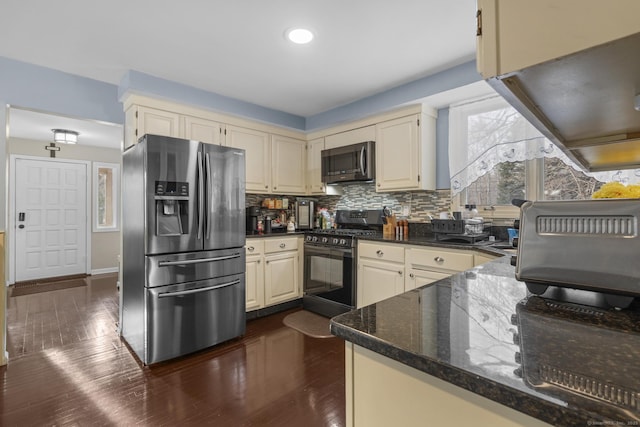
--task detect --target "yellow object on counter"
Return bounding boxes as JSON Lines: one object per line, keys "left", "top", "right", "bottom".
{"left": 592, "top": 182, "right": 640, "bottom": 199}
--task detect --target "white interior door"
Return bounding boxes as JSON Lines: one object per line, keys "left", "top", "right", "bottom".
{"left": 14, "top": 158, "right": 88, "bottom": 282}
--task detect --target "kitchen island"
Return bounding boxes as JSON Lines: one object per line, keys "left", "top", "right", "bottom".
{"left": 331, "top": 256, "right": 640, "bottom": 427}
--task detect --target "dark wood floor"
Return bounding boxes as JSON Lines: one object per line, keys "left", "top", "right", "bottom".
{"left": 2, "top": 275, "right": 346, "bottom": 426}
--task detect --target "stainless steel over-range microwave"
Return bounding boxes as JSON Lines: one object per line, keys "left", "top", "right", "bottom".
{"left": 321, "top": 141, "right": 375, "bottom": 184}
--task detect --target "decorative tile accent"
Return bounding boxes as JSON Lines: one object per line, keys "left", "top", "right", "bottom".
{"left": 246, "top": 184, "right": 452, "bottom": 223}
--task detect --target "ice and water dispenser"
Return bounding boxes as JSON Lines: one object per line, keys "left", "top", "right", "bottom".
{"left": 155, "top": 181, "right": 189, "bottom": 236}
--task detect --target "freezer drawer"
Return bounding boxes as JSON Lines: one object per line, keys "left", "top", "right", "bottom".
{"left": 145, "top": 274, "right": 246, "bottom": 364}
{"left": 146, "top": 248, "right": 245, "bottom": 288}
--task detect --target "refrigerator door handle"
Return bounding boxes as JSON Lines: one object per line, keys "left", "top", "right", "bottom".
{"left": 205, "top": 152, "right": 212, "bottom": 239}
{"left": 157, "top": 279, "right": 241, "bottom": 298}
{"left": 158, "top": 253, "right": 242, "bottom": 267}
{"left": 197, "top": 151, "right": 204, "bottom": 240}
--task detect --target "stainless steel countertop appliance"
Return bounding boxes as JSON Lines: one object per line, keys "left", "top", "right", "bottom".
{"left": 121, "top": 134, "right": 246, "bottom": 365}
{"left": 303, "top": 209, "right": 384, "bottom": 317}
{"left": 512, "top": 199, "right": 640, "bottom": 308}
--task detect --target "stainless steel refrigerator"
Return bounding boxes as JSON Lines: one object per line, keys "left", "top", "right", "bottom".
{"left": 121, "top": 134, "right": 246, "bottom": 365}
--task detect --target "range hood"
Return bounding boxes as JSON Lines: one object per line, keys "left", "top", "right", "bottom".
{"left": 486, "top": 31, "right": 640, "bottom": 172}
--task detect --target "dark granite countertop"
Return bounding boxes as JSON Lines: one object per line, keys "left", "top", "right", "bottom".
{"left": 331, "top": 256, "right": 640, "bottom": 426}
{"left": 356, "top": 234, "right": 510, "bottom": 257}
{"left": 246, "top": 230, "right": 306, "bottom": 238}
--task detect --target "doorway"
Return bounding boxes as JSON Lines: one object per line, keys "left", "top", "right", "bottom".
{"left": 10, "top": 156, "right": 90, "bottom": 282}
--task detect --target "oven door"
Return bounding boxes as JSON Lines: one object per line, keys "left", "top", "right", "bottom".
{"left": 303, "top": 243, "right": 355, "bottom": 307}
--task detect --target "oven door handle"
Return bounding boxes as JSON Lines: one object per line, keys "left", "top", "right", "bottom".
{"left": 304, "top": 244, "right": 352, "bottom": 256}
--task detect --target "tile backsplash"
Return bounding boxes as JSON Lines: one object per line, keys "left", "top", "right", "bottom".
{"left": 247, "top": 182, "right": 452, "bottom": 222}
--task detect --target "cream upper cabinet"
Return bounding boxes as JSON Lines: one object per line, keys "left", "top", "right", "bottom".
{"left": 306, "top": 137, "right": 325, "bottom": 194}
{"left": 476, "top": 0, "right": 640, "bottom": 78}
{"left": 271, "top": 135, "right": 306, "bottom": 195}
{"left": 124, "top": 106, "right": 181, "bottom": 148}
{"left": 225, "top": 125, "right": 271, "bottom": 194}
{"left": 325, "top": 125, "right": 375, "bottom": 149}
{"left": 137, "top": 106, "right": 181, "bottom": 138}
{"left": 183, "top": 116, "right": 222, "bottom": 145}
{"left": 375, "top": 112, "right": 436, "bottom": 192}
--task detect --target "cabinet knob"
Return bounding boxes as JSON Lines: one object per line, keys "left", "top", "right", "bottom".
{"left": 266, "top": 260, "right": 269, "bottom": 264}
{"left": 409, "top": 273, "right": 414, "bottom": 278}
{"left": 274, "top": 186, "right": 277, "bottom": 190}
{"left": 257, "top": 260, "right": 261, "bottom": 264}
{"left": 377, "top": 183, "right": 381, "bottom": 187}
{"left": 247, "top": 246, "right": 254, "bottom": 252}
{"left": 265, "top": 185, "right": 269, "bottom": 189}
{"left": 434, "top": 256, "right": 445, "bottom": 263}
{"left": 398, "top": 271, "right": 403, "bottom": 276}
{"left": 279, "top": 243, "right": 286, "bottom": 248}
{"left": 376, "top": 250, "right": 384, "bottom": 257}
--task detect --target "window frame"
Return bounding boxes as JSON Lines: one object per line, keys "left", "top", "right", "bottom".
{"left": 93, "top": 161, "right": 120, "bottom": 232}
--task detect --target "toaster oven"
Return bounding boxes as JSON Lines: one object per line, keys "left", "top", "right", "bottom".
{"left": 513, "top": 199, "right": 640, "bottom": 308}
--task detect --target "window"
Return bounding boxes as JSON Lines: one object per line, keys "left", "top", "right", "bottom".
{"left": 449, "top": 95, "right": 639, "bottom": 219}
{"left": 93, "top": 162, "right": 119, "bottom": 232}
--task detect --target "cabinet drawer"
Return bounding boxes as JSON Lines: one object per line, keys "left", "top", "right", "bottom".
{"left": 245, "top": 239, "right": 264, "bottom": 256}
{"left": 359, "top": 242, "right": 405, "bottom": 264}
{"left": 264, "top": 237, "right": 299, "bottom": 253}
{"left": 407, "top": 247, "right": 474, "bottom": 272}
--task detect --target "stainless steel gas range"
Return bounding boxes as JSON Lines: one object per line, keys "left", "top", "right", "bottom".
{"left": 302, "top": 210, "right": 384, "bottom": 318}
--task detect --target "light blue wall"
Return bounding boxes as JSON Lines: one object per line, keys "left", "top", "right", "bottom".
{"left": 305, "top": 61, "right": 480, "bottom": 131}
{"left": 0, "top": 57, "right": 123, "bottom": 124}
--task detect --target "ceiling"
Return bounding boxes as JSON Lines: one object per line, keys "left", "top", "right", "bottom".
{"left": 1, "top": 0, "right": 486, "bottom": 149}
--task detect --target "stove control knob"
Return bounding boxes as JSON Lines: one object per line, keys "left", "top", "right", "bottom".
{"left": 306, "top": 235, "right": 312, "bottom": 242}
{"left": 322, "top": 237, "right": 328, "bottom": 243}
{"left": 332, "top": 238, "right": 339, "bottom": 245}
{"left": 312, "top": 236, "right": 318, "bottom": 243}
{"left": 339, "top": 239, "right": 347, "bottom": 246}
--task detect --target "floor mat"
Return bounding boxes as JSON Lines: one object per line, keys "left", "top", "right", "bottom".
{"left": 283, "top": 310, "right": 333, "bottom": 338}
{"left": 11, "top": 279, "right": 87, "bottom": 297}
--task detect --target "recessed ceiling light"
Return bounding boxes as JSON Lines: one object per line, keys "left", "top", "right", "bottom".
{"left": 286, "top": 28, "right": 314, "bottom": 44}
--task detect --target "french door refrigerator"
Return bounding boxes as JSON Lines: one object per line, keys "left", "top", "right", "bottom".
{"left": 121, "top": 134, "right": 246, "bottom": 365}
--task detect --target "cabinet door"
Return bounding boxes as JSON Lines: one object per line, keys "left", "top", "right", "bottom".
{"left": 375, "top": 115, "right": 420, "bottom": 191}
{"left": 357, "top": 258, "right": 404, "bottom": 308}
{"left": 245, "top": 253, "right": 264, "bottom": 311}
{"left": 264, "top": 251, "right": 300, "bottom": 306}
{"left": 271, "top": 135, "right": 306, "bottom": 195}
{"left": 137, "top": 106, "right": 181, "bottom": 139}
{"left": 184, "top": 116, "right": 222, "bottom": 145}
{"left": 225, "top": 125, "right": 271, "bottom": 193}
{"left": 406, "top": 269, "right": 449, "bottom": 291}
{"left": 476, "top": 0, "right": 640, "bottom": 78}
{"left": 307, "top": 137, "right": 325, "bottom": 194}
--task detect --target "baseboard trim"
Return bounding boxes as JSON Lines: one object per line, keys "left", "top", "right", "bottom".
{"left": 91, "top": 267, "right": 119, "bottom": 275}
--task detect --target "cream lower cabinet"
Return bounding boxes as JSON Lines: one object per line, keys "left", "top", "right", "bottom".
{"left": 346, "top": 343, "right": 551, "bottom": 427}
{"left": 245, "top": 239, "right": 265, "bottom": 311}
{"left": 404, "top": 246, "right": 474, "bottom": 291}
{"left": 357, "top": 242, "right": 405, "bottom": 308}
{"left": 264, "top": 237, "right": 301, "bottom": 306}
{"left": 246, "top": 236, "right": 302, "bottom": 311}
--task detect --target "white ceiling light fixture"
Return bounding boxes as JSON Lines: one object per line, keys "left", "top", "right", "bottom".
{"left": 52, "top": 128, "right": 79, "bottom": 144}
{"left": 286, "top": 28, "right": 314, "bottom": 45}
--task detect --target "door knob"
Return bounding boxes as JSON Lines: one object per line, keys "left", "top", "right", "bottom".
{"left": 18, "top": 212, "right": 25, "bottom": 221}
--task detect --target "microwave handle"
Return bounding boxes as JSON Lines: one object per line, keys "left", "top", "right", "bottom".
{"left": 360, "top": 145, "right": 366, "bottom": 175}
